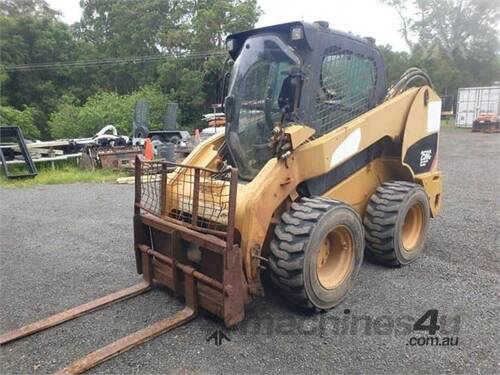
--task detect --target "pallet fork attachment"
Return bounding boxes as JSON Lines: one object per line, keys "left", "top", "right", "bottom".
{"left": 53, "top": 273, "right": 198, "bottom": 375}
{"left": 0, "top": 271, "right": 198, "bottom": 374}
{"left": 0, "top": 156, "right": 244, "bottom": 374}
{"left": 0, "top": 282, "right": 152, "bottom": 345}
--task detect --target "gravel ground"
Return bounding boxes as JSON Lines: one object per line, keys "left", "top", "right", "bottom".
{"left": 0, "top": 128, "right": 498, "bottom": 375}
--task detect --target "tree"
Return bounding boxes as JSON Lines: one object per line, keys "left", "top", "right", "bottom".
{"left": 158, "top": 0, "right": 261, "bottom": 127}
{"left": 0, "top": 0, "right": 95, "bottom": 138}
{"left": 0, "top": 0, "right": 262, "bottom": 139}
{"left": 77, "top": 0, "right": 261, "bottom": 127}
{"left": 75, "top": 0, "right": 206, "bottom": 94}
{"left": 190, "top": 0, "right": 261, "bottom": 51}
{"left": 48, "top": 86, "right": 172, "bottom": 139}
{"left": 378, "top": 45, "right": 412, "bottom": 84}
{"left": 0, "top": 0, "right": 58, "bottom": 17}
{"left": 0, "top": 106, "right": 41, "bottom": 139}
{"left": 381, "top": 0, "right": 500, "bottom": 93}
{"left": 46, "top": 95, "right": 81, "bottom": 139}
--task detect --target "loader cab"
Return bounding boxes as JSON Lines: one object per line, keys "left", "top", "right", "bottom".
{"left": 225, "top": 21, "right": 386, "bottom": 180}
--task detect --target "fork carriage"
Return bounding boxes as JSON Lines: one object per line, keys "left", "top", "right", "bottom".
{"left": 133, "top": 155, "right": 248, "bottom": 327}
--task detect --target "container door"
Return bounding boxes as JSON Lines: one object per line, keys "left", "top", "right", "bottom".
{"left": 456, "top": 88, "right": 477, "bottom": 127}
{"left": 478, "top": 87, "right": 500, "bottom": 115}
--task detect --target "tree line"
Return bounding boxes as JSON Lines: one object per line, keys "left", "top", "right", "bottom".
{"left": 0, "top": 0, "right": 498, "bottom": 140}
{"left": 0, "top": 0, "right": 261, "bottom": 139}
{"left": 380, "top": 0, "right": 499, "bottom": 93}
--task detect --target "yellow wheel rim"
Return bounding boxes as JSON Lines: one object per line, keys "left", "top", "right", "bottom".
{"left": 402, "top": 203, "right": 424, "bottom": 251}
{"left": 317, "top": 226, "right": 354, "bottom": 289}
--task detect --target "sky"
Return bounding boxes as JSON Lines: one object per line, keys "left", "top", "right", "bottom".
{"left": 47, "top": 0, "right": 409, "bottom": 51}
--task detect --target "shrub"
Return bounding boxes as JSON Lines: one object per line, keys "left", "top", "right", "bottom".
{"left": 0, "top": 105, "right": 41, "bottom": 139}
{"left": 48, "top": 86, "right": 172, "bottom": 139}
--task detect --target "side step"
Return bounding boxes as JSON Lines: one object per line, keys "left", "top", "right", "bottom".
{"left": 0, "top": 274, "right": 198, "bottom": 374}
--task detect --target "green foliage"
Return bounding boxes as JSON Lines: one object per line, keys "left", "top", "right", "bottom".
{"left": 408, "top": 45, "right": 464, "bottom": 93}
{"left": 48, "top": 86, "right": 171, "bottom": 139}
{"left": 0, "top": 105, "right": 41, "bottom": 139}
{"left": 2, "top": 0, "right": 498, "bottom": 143}
{"left": 0, "top": 0, "right": 96, "bottom": 138}
{"left": 379, "top": 43, "right": 466, "bottom": 94}
{"left": 77, "top": 92, "right": 136, "bottom": 136}
{"left": 1, "top": 0, "right": 261, "bottom": 139}
{"left": 77, "top": 0, "right": 261, "bottom": 129}
{"left": 378, "top": 45, "right": 411, "bottom": 85}
{"left": 0, "top": 0, "right": 58, "bottom": 17}
{"left": 47, "top": 95, "right": 83, "bottom": 139}
{"left": 158, "top": 61, "right": 206, "bottom": 129}
{"left": 190, "top": 0, "right": 262, "bottom": 50}
{"left": 380, "top": 0, "right": 500, "bottom": 94}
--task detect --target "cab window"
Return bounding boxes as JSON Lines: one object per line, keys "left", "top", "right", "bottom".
{"left": 315, "top": 48, "right": 377, "bottom": 135}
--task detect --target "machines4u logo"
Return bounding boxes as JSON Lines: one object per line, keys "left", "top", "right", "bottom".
{"left": 419, "top": 150, "right": 432, "bottom": 167}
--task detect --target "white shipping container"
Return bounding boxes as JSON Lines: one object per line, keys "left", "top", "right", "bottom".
{"left": 455, "top": 86, "right": 500, "bottom": 127}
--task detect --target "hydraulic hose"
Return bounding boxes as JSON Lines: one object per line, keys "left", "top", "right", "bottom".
{"left": 385, "top": 67, "right": 433, "bottom": 101}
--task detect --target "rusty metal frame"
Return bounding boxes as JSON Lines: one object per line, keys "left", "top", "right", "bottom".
{"left": 0, "top": 156, "right": 245, "bottom": 374}
{"left": 134, "top": 155, "right": 246, "bottom": 327}
{"left": 98, "top": 145, "right": 143, "bottom": 170}
{"left": 0, "top": 274, "right": 198, "bottom": 374}
{"left": 52, "top": 275, "right": 197, "bottom": 375}
{"left": 0, "top": 282, "right": 151, "bottom": 345}
{"left": 136, "top": 156, "right": 236, "bottom": 236}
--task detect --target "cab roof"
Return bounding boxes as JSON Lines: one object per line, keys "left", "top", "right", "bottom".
{"left": 226, "top": 21, "right": 377, "bottom": 60}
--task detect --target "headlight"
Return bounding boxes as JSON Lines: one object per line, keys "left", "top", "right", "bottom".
{"left": 291, "top": 26, "right": 304, "bottom": 41}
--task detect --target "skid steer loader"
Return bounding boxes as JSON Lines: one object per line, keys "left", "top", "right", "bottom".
{"left": 1, "top": 21, "right": 442, "bottom": 373}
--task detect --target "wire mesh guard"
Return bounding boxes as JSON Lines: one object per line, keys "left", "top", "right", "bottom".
{"left": 315, "top": 48, "right": 377, "bottom": 135}
{"left": 138, "top": 160, "right": 235, "bottom": 234}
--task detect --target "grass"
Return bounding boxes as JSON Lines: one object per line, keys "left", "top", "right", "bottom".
{"left": 441, "top": 117, "right": 466, "bottom": 130}
{"left": 441, "top": 117, "right": 454, "bottom": 128}
{"left": 0, "top": 162, "right": 129, "bottom": 188}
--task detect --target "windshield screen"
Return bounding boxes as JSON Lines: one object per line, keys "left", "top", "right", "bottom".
{"left": 226, "top": 35, "right": 300, "bottom": 180}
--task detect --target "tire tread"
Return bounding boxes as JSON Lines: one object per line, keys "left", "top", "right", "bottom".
{"left": 364, "top": 180, "right": 424, "bottom": 266}
{"left": 269, "top": 197, "right": 342, "bottom": 308}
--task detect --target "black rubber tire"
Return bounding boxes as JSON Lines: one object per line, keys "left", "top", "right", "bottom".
{"left": 269, "top": 197, "right": 364, "bottom": 310}
{"left": 364, "top": 181, "right": 430, "bottom": 266}
{"left": 151, "top": 135, "right": 164, "bottom": 143}
{"left": 168, "top": 135, "right": 181, "bottom": 145}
